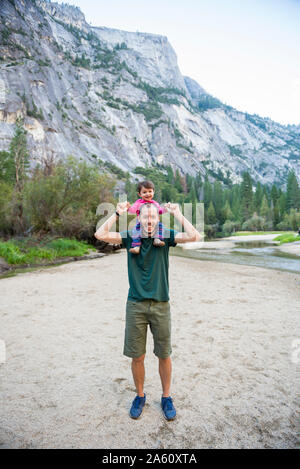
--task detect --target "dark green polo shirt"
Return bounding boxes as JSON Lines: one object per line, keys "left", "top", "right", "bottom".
{"left": 120, "top": 229, "right": 178, "bottom": 302}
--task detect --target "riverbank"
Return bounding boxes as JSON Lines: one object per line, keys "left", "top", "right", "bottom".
{"left": 277, "top": 241, "right": 300, "bottom": 256}
{"left": 0, "top": 251, "right": 299, "bottom": 448}
{"left": 0, "top": 235, "right": 120, "bottom": 277}
{"left": 227, "top": 233, "right": 300, "bottom": 257}
{"left": 181, "top": 233, "right": 300, "bottom": 257}
{"left": 0, "top": 250, "right": 106, "bottom": 278}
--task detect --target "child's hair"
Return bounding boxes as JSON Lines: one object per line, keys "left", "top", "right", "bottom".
{"left": 137, "top": 180, "right": 155, "bottom": 194}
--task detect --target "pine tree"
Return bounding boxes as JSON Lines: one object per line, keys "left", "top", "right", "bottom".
{"left": 213, "top": 181, "right": 224, "bottom": 222}
{"left": 260, "top": 195, "right": 269, "bottom": 219}
{"left": 9, "top": 117, "right": 30, "bottom": 192}
{"left": 174, "top": 169, "right": 183, "bottom": 192}
{"left": 286, "top": 171, "right": 300, "bottom": 211}
{"left": 271, "top": 184, "right": 279, "bottom": 207}
{"left": 240, "top": 171, "right": 253, "bottom": 221}
{"left": 9, "top": 117, "right": 30, "bottom": 233}
{"left": 231, "top": 185, "right": 242, "bottom": 220}
{"left": 186, "top": 173, "right": 193, "bottom": 192}
{"left": 254, "top": 182, "right": 263, "bottom": 214}
{"left": 223, "top": 200, "right": 234, "bottom": 220}
{"left": 203, "top": 176, "right": 212, "bottom": 209}
{"left": 279, "top": 192, "right": 286, "bottom": 218}
{"left": 0, "top": 150, "right": 15, "bottom": 183}
{"left": 206, "top": 201, "right": 217, "bottom": 224}
{"left": 272, "top": 200, "right": 280, "bottom": 227}
{"left": 166, "top": 165, "right": 174, "bottom": 185}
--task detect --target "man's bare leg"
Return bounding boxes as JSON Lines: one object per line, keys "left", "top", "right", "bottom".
{"left": 158, "top": 356, "right": 172, "bottom": 397}
{"left": 131, "top": 354, "right": 145, "bottom": 397}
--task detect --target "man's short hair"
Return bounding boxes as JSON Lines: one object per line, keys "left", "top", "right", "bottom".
{"left": 137, "top": 180, "right": 155, "bottom": 194}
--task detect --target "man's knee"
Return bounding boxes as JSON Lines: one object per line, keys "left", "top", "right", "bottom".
{"left": 132, "top": 353, "right": 146, "bottom": 364}
{"left": 158, "top": 355, "right": 171, "bottom": 362}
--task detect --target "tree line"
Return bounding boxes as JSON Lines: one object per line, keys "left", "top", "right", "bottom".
{"left": 0, "top": 119, "right": 299, "bottom": 241}
{"left": 0, "top": 118, "right": 115, "bottom": 240}
{"left": 125, "top": 164, "right": 300, "bottom": 237}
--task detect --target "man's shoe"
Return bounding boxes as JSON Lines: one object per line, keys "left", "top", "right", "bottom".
{"left": 129, "top": 394, "right": 146, "bottom": 419}
{"left": 161, "top": 396, "right": 176, "bottom": 420}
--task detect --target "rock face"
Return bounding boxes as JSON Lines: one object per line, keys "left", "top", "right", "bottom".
{"left": 0, "top": 0, "right": 299, "bottom": 186}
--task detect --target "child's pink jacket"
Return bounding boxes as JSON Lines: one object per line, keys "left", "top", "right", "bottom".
{"left": 128, "top": 199, "right": 166, "bottom": 215}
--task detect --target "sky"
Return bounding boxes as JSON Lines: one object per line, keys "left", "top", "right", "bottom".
{"left": 55, "top": 0, "right": 300, "bottom": 125}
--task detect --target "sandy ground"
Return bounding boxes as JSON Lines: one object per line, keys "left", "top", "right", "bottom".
{"left": 0, "top": 250, "right": 299, "bottom": 449}
{"left": 225, "top": 233, "right": 283, "bottom": 242}
{"left": 277, "top": 241, "right": 300, "bottom": 257}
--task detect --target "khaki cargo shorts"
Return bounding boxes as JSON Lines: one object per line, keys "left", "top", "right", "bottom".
{"left": 123, "top": 299, "right": 172, "bottom": 359}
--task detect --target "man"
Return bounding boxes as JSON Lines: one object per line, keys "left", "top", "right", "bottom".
{"left": 94, "top": 198, "right": 201, "bottom": 420}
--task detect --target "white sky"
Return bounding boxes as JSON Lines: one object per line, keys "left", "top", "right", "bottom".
{"left": 55, "top": 0, "right": 300, "bottom": 125}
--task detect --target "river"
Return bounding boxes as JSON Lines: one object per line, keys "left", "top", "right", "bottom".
{"left": 171, "top": 236, "right": 300, "bottom": 274}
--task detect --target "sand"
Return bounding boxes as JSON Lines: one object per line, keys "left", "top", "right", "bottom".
{"left": 225, "top": 233, "right": 282, "bottom": 242}
{"left": 0, "top": 250, "right": 299, "bottom": 449}
{"left": 277, "top": 241, "right": 300, "bottom": 257}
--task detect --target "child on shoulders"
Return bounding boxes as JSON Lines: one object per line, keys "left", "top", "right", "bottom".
{"left": 128, "top": 180, "right": 166, "bottom": 254}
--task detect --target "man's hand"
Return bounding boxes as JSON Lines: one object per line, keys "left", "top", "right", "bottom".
{"left": 164, "top": 202, "right": 201, "bottom": 243}
{"left": 164, "top": 202, "right": 181, "bottom": 217}
{"left": 94, "top": 201, "right": 130, "bottom": 244}
{"left": 116, "top": 201, "right": 130, "bottom": 215}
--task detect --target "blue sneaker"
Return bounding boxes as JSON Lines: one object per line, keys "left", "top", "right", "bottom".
{"left": 161, "top": 396, "right": 176, "bottom": 420}
{"left": 129, "top": 394, "right": 146, "bottom": 419}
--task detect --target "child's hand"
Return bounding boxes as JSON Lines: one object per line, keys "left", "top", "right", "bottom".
{"left": 164, "top": 202, "right": 181, "bottom": 216}
{"left": 116, "top": 201, "right": 130, "bottom": 215}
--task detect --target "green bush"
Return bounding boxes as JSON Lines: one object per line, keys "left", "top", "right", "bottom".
{"left": 222, "top": 220, "right": 241, "bottom": 236}
{"left": 24, "top": 247, "right": 57, "bottom": 263}
{"left": 0, "top": 182, "right": 14, "bottom": 234}
{"left": 276, "top": 210, "right": 300, "bottom": 231}
{"left": 273, "top": 233, "right": 300, "bottom": 245}
{"left": 0, "top": 237, "right": 96, "bottom": 265}
{"left": 46, "top": 238, "right": 95, "bottom": 257}
{"left": 204, "top": 223, "right": 219, "bottom": 239}
{"left": 241, "top": 215, "right": 266, "bottom": 231}
{"left": 0, "top": 241, "right": 26, "bottom": 264}
{"left": 23, "top": 156, "right": 116, "bottom": 236}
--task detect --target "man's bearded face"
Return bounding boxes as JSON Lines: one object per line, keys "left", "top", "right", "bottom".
{"left": 139, "top": 205, "right": 159, "bottom": 236}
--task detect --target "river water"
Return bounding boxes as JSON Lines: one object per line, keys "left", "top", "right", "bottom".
{"left": 171, "top": 240, "right": 300, "bottom": 275}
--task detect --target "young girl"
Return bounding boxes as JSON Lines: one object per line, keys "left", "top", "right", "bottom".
{"left": 128, "top": 180, "right": 166, "bottom": 254}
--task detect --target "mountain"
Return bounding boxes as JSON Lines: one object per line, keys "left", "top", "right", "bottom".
{"left": 0, "top": 0, "right": 299, "bottom": 187}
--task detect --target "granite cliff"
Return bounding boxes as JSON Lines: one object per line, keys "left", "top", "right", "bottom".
{"left": 0, "top": 0, "right": 299, "bottom": 186}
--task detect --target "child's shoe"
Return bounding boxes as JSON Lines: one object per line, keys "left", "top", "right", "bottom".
{"left": 153, "top": 238, "right": 165, "bottom": 247}
{"left": 129, "top": 246, "right": 140, "bottom": 254}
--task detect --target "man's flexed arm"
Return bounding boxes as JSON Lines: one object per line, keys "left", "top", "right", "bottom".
{"left": 164, "top": 202, "right": 201, "bottom": 244}
{"left": 94, "top": 201, "right": 130, "bottom": 244}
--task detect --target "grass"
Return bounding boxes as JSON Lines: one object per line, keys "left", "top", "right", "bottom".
{"left": 232, "top": 231, "right": 291, "bottom": 236}
{"left": 273, "top": 233, "right": 300, "bottom": 245}
{"left": 0, "top": 237, "right": 96, "bottom": 265}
